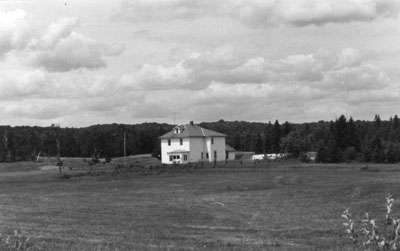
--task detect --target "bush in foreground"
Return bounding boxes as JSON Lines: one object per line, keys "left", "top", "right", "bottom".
{"left": 342, "top": 193, "right": 400, "bottom": 250}
{"left": 0, "top": 230, "right": 45, "bottom": 251}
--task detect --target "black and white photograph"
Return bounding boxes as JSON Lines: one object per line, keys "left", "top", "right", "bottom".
{"left": 1, "top": 0, "right": 400, "bottom": 250}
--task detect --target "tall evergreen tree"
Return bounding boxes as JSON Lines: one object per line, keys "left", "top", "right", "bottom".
{"left": 393, "top": 115, "right": 400, "bottom": 130}
{"left": 370, "top": 136, "right": 385, "bottom": 163}
{"left": 374, "top": 114, "right": 381, "bottom": 130}
{"left": 254, "top": 133, "right": 263, "bottom": 154}
{"left": 264, "top": 122, "right": 272, "bottom": 153}
{"left": 271, "top": 120, "right": 281, "bottom": 153}
{"left": 345, "top": 117, "right": 360, "bottom": 151}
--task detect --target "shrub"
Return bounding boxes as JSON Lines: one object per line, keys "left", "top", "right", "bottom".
{"left": 342, "top": 193, "right": 400, "bottom": 250}
{"left": 0, "top": 230, "right": 45, "bottom": 251}
{"left": 105, "top": 156, "right": 112, "bottom": 163}
{"left": 299, "top": 152, "right": 310, "bottom": 163}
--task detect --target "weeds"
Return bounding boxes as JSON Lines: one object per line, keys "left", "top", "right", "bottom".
{"left": 342, "top": 193, "right": 400, "bottom": 250}
{"left": 0, "top": 230, "right": 45, "bottom": 251}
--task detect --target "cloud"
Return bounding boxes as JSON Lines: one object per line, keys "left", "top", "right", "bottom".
{"left": 114, "top": 0, "right": 216, "bottom": 21}
{"left": 132, "top": 45, "right": 397, "bottom": 124}
{"left": 27, "top": 18, "right": 125, "bottom": 72}
{"left": 117, "top": 45, "right": 390, "bottom": 96}
{"left": 130, "top": 103, "right": 172, "bottom": 119}
{"left": 0, "top": 99, "right": 70, "bottom": 120}
{"left": 0, "top": 13, "right": 125, "bottom": 72}
{"left": 0, "top": 9, "right": 30, "bottom": 58}
{"left": 116, "top": 0, "right": 400, "bottom": 27}
{"left": 234, "top": 0, "right": 400, "bottom": 27}
{"left": 336, "top": 48, "right": 363, "bottom": 68}
{"left": 0, "top": 69, "right": 46, "bottom": 99}
{"left": 119, "top": 45, "right": 268, "bottom": 91}
{"left": 324, "top": 63, "right": 390, "bottom": 91}
{"left": 31, "top": 32, "right": 108, "bottom": 72}
{"left": 121, "top": 61, "right": 192, "bottom": 90}
{"left": 275, "top": 54, "right": 323, "bottom": 82}
{"left": 272, "top": 0, "right": 399, "bottom": 26}
{"left": 35, "top": 17, "right": 80, "bottom": 50}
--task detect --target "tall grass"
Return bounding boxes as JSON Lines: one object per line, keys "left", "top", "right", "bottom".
{"left": 342, "top": 193, "right": 400, "bottom": 250}
{"left": 0, "top": 230, "right": 45, "bottom": 251}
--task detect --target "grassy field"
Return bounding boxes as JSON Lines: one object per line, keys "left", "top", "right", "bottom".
{"left": 1, "top": 159, "right": 400, "bottom": 250}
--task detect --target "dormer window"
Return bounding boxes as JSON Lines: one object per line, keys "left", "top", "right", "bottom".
{"left": 174, "top": 126, "right": 182, "bottom": 134}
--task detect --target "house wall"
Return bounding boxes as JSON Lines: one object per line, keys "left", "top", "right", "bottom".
{"left": 205, "top": 137, "right": 226, "bottom": 162}
{"left": 188, "top": 137, "right": 207, "bottom": 162}
{"left": 160, "top": 138, "right": 190, "bottom": 164}
{"left": 161, "top": 136, "right": 226, "bottom": 164}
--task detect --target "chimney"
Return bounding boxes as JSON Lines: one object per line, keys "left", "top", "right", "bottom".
{"left": 190, "top": 121, "right": 194, "bottom": 125}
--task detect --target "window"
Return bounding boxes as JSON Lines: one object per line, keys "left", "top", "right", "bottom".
{"left": 206, "top": 153, "right": 209, "bottom": 159}
{"left": 168, "top": 139, "right": 171, "bottom": 146}
{"left": 169, "top": 156, "right": 173, "bottom": 161}
{"left": 214, "top": 150, "right": 217, "bottom": 159}
{"left": 172, "top": 155, "right": 180, "bottom": 160}
{"left": 180, "top": 138, "right": 183, "bottom": 145}
{"left": 175, "top": 129, "right": 179, "bottom": 134}
{"left": 211, "top": 137, "right": 214, "bottom": 144}
{"left": 183, "top": 155, "right": 187, "bottom": 161}
{"left": 201, "top": 152, "right": 203, "bottom": 159}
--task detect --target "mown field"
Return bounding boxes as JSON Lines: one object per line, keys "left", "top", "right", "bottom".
{"left": 1, "top": 158, "right": 400, "bottom": 250}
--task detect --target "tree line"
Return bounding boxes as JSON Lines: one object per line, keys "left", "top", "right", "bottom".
{"left": 1, "top": 115, "right": 400, "bottom": 163}
{"left": 201, "top": 115, "right": 400, "bottom": 163}
{"left": 0, "top": 123, "right": 171, "bottom": 162}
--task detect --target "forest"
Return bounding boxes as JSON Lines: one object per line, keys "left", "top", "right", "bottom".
{"left": 1, "top": 114, "right": 400, "bottom": 163}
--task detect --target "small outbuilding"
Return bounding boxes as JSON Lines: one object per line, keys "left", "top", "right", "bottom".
{"left": 225, "top": 144, "right": 236, "bottom": 161}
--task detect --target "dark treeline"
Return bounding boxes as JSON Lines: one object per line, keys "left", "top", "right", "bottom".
{"left": 1, "top": 115, "right": 400, "bottom": 163}
{"left": 201, "top": 115, "right": 400, "bottom": 163}
{"left": 0, "top": 123, "right": 172, "bottom": 162}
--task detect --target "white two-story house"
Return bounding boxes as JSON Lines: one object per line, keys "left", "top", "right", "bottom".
{"left": 159, "top": 121, "right": 227, "bottom": 164}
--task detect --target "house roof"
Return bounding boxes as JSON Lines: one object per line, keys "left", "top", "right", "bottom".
{"left": 159, "top": 123, "right": 226, "bottom": 139}
{"left": 225, "top": 144, "right": 236, "bottom": 152}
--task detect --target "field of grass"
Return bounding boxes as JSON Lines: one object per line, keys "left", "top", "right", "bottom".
{"left": 1, "top": 159, "right": 400, "bottom": 250}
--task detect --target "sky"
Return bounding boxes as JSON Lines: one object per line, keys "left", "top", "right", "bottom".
{"left": 1, "top": 0, "right": 400, "bottom": 127}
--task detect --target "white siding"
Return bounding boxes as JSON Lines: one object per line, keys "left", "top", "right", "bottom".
{"left": 160, "top": 138, "right": 190, "bottom": 164}
{"left": 209, "top": 137, "right": 226, "bottom": 162}
{"left": 188, "top": 137, "right": 206, "bottom": 162}
{"left": 161, "top": 135, "right": 226, "bottom": 164}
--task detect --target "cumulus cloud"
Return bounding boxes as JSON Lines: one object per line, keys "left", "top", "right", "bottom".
{"left": 121, "top": 61, "right": 192, "bottom": 90}
{"left": 116, "top": 0, "right": 400, "bottom": 27}
{"left": 120, "top": 46, "right": 269, "bottom": 90}
{"left": 0, "top": 99, "right": 71, "bottom": 120}
{"left": 117, "top": 45, "right": 391, "bottom": 99}
{"left": 34, "top": 17, "right": 80, "bottom": 50}
{"left": 325, "top": 63, "right": 390, "bottom": 91}
{"left": 115, "top": 0, "right": 216, "bottom": 21}
{"left": 131, "top": 45, "right": 397, "bottom": 124}
{"left": 270, "top": 0, "right": 400, "bottom": 26}
{"left": 31, "top": 32, "right": 108, "bottom": 72}
{"left": 0, "top": 12, "right": 124, "bottom": 71}
{"left": 0, "top": 69, "right": 46, "bottom": 99}
{"left": 275, "top": 54, "right": 323, "bottom": 82}
{"left": 27, "top": 18, "right": 125, "bottom": 72}
{"left": 0, "top": 9, "right": 30, "bottom": 58}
